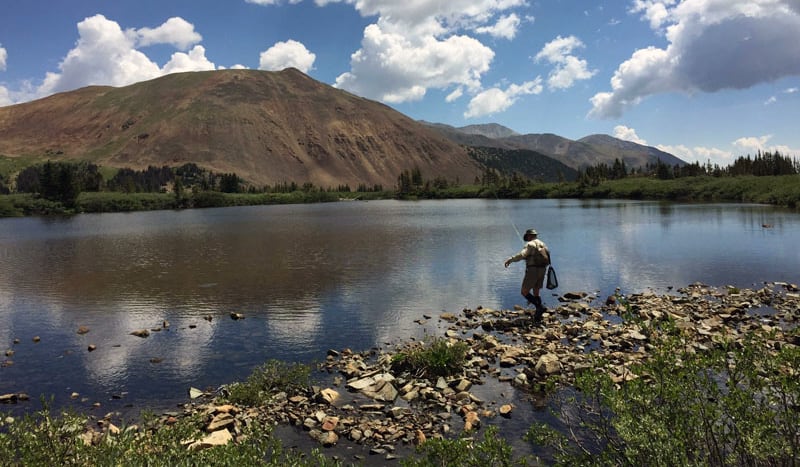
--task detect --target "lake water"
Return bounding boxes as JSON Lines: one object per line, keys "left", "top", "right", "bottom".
{"left": 1, "top": 199, "right": 798, "bottom": 415}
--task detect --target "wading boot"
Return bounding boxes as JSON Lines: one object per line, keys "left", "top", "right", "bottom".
{"left": 524, "top": 292, "right": 537, "bottom": 306}
{"left": 532, "top": 296, "right": 545, "bottom": 322}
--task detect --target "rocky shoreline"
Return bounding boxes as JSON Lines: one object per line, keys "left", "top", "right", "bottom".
{"left": 3, "top": 282, "right": 798, "bottom": 464}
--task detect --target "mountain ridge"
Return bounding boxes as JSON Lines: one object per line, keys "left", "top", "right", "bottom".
{"left": 426, "top": 122, "right": 685, "bottom": 170}
{"left": 0, "top": 69, "right": 482, "bottom": 188}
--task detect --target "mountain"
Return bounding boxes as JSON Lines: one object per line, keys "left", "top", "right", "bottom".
{"left": 428, "top": 124, "right": 686, "bottom": 170}
{"left": 0, "top": 69, "right": 482, "bottom": 188}
{"left": 577, "top": 134, "right": 685, "bottom": 168}
{"left": 457, "top": 123, "right": 519, "bottom": 139}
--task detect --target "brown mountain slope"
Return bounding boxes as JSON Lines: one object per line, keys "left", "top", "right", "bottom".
{"left": 0, "top": 69, "right": 481, "bottom": 188}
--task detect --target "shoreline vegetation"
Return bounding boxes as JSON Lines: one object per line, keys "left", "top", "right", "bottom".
{"left": 2, "top": 283, "right": 798, "bottom": 465}
{"left": 1, "top": 155, "right": 800, "bottom": 217}
{"left": 1, "top": 174, "right": 799, "bottom": 218}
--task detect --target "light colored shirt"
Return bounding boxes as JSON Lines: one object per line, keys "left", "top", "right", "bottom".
{"left": 507, "top": 239, "right": 549, "bottom": 268}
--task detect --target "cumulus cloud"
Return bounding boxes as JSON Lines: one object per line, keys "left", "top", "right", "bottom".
{"left": 534, "top": 35, "right": 597, "bottom": 90}
{"left": 136, "top": 17, "right": 202, "bottom": 49}
{"left": 613, "top": 125, "right": 647, "bottom": 145}
{"left": 258, "top": 40, "right": 316, "bottom": 72}
{"left": 733, "top": 135, "right": 774, "bottom": 153}
{"left": 591, "top": 0, "right": 800, "bottom": 118}
{"left": 0, "top": 44, "right": 6, "bottom": 70}
{"left": 655, "top": 143, "right": 734, "bottom": 166}
{"left": 464, "top": 78, "right": 542, "bottom": 118}
{"left": 330, "top": 0, "right": 524, "bottom": 105}
{"left": 475, "top": 13, "right": 521, "bottom": 39}
{"left": 162, "top": 45, "right": 216, "bottom": 74}
{"left": 335, "top": 22, "right": 494, "bottom": 103}
{"left": 34, "top": 15, "right": 215, "bottom": 98}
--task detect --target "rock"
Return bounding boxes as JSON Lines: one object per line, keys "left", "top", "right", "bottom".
{"left": 535, "top": 353, "right": 561, "bottom": 376}
{"left": 130, "top": 329, "right": 150, "bottom": 338}
{"left": 189, "top": 428, "right": 233, "bottom": 450}
{"left": 453, "top": 379, "right": 472, "bottom": 392}
{"left": 318, "top": 388, "right": 340, "bottom": 405}
{"left": 188, "top": 387, "right": 204, "bottom": 399}
{"left": 464, "top": 411, "right": 480, "bottom": 431}
{"left": 414, "top": 429, "right": 427, "bottom": 445}
{"left": 348, "top": 374, "right": 398, "bottom": 402}
{"left": 318, "top": 430, "right": 339, "bottom": 446}
{"left": 77, "top": 326, "right": 90, "bottom": 335}
{"left": 439, "top": 312, "right": 458, "bottom": 323}
{"left": 321, "top": 416, "right": 339, "bottom": 431}
{"left": 32, "top": 336, "right": 40, "bottom": 342}
{"left": 562, "top": 291, "right": 587, "bottom": 300}
{"left": 87, "top": 345, "right": 97, "bottom": 352}
{"left": 230, "top": 312, "right": 244, "bottom": 320}
{"left": 362, "top": 379, "right": 398, "bottom": 402}
{"left": 499, "top": 404, "right": 513, "bottom": 417}
{"left": 206, "top": 413, "right": 235, "bottom": 432}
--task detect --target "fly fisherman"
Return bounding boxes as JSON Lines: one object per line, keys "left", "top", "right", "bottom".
{"left": 504, "top": 228, "right": 551, "bottom": 321}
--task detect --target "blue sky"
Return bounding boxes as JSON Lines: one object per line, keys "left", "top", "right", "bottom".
{"left": 1, "top": 0, "right": 799, "bottom": 167}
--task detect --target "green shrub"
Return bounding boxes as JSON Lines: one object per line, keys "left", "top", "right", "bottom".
{"left": 0, "top": 400, "right": 338, "bottom": 466}
{"left": 225, "top": 360, "right": 312, "bottom": 406}
{"left": 402, "top": 426, "right": 526, "bottom": 467}
{"left": 391, "top": 337, "right": 469, "bottom": 378}
{"left": 527, "top": 327, "right": 800, "bottom": 466}
{"left": 0, "top": 197, "right": 23, "bottom": 217}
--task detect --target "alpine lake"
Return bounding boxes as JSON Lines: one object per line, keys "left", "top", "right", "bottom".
{"left": 1, "top": 198, "right": 798, "bottom": 460}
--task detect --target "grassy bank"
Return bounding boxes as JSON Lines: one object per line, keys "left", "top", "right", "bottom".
{"left": 1, "top": 175, "right": 799, "bottom": 217}
{"left": 546, "top": 174, "right": 800, "bottom": 207}
{"left": 0, "top": 190, "right": 391, "bottom": 217}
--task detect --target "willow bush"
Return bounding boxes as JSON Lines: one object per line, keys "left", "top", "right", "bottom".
{"left": 527, "top": 323, "right": 800, "bottom": 466}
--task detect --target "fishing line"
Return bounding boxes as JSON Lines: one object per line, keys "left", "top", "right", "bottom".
{"left": 491, "top": 185, "right": 523, "bottom": 239}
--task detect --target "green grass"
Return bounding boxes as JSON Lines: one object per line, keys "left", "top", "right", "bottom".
{"left": 224, "top": 360, "right": 312, "bottom": 406}
{"left": 391, "top": 337, "right": 470, "bottom": 379}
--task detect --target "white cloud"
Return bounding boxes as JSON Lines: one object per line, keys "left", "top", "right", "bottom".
{"left": 591, "top": 0, "right": 800, "bottom": 118}
{"left": 733, "top": 135, "right": 773, "bottom": 153}
{"left": 258, "top": 40, "right": 316, "bottom": 72}
{"left": 0, "top": 86, "right": 10, "bottom": 106}
{"left": 764, "top": 96, "right": 777, "bottom": 105}
{"left": 534, "top": 35, "right": 597, "bottom": 90}
{"left": 445, "top": 87, "right": 464, "bottom": 102}
{"left": 335, "top": 22, "right": 494, "bottom": 103}
{"left": 32, "top": 15, "right": 216, "bottom": 99}
{"left": 785, "top": 87, "right": 798, "bottom": 94}
{"left": 331, "top": 0, "right": 524, "bottom": 105}
{"left": 0, "top": 44, "right": 6, "bottom": 70}
{"left": 657, "top": 143, "right": 734, "bottom": 166}
{"left": 136, "top": 17, "right": 202, "bottom": 50}
{"left": 475, "top": 13, "right": 521, "bottom": 39}
{"left": 162, "top": 45, "right": 216, "bottom": 74}
{"left": 464, "top": 77, "right": 542, "bottom": 118}
{"left": 613, "top": 125, "right": 647, "bottom": 145}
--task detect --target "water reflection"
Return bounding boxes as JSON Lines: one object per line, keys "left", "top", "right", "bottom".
{"left": 1, "top": 199, "right": 799, "bottom": 412}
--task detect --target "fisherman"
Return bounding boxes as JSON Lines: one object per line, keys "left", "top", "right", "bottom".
{"left": 504, "top": 228, "right": 551, "bottom": 321}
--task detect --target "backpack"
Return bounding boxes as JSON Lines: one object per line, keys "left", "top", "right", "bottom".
{"left": 529, "top": 242, "right": 550, "bottom": 267}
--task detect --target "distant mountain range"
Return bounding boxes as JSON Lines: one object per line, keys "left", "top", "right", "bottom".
{"left": 424, "top": 122, "right": 685, "bottom": 172}
{"left": 0, "top": 69, "right": 684, "bottom": 188}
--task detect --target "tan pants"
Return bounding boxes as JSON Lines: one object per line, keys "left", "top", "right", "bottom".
{"left": 522, "top": 266, "right": 546, "bottom": 292}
